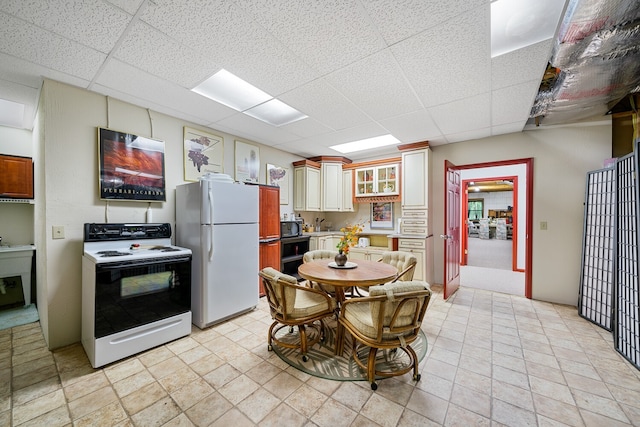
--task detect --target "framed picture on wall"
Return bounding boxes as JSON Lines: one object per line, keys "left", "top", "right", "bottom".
{"left": 183, "top": 127, "right": 224, "bottom": 181}
{"left": 370, "top": 201, "right": 394, "bottom": 229}
{"left": 98, "top": 128, "right": 166, "bottom": 201}
{"left": 235, "top": 140, "right": 260, "bottom": 183}
{"left": 266, "top": 163, "right": 289, "bottom": 204}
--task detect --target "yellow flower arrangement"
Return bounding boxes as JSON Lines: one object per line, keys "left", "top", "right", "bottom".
{"left": 336, "top": 223, "right": 363, "bottom": 254}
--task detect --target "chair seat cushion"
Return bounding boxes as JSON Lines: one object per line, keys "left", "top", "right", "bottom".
{"left": 291, "top": 288, "right": 337, "bottom": 318}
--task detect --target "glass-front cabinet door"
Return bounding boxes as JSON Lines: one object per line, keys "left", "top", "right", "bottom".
{"left": 355, "top": 164, "right": 398, "bottom": 197}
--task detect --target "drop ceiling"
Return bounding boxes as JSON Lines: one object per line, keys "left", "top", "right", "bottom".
{"left": 0, "top": 0, "right": 583, "bottom": 160}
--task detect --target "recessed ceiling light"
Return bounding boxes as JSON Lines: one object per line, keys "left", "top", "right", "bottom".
{"left": 491, "top": 0, "right": 567, "bottom": 57}
{"left": 192, "top": 69, "right": 271, "bottom": 111}
{"left": 244, "top": 98, "right": 307, "bottom": 127}
{"left": 0, "top": 98, "right": 25, "bottom": 128}
{"left": 330, "top": 134, "right": 401, "bottom": 154}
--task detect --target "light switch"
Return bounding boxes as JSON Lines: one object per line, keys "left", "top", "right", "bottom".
{"left": 52, "top": 226, "right": 65, "bottom": 239}
{"left": 540, "top": 221, "right": 548, "bottom": 231}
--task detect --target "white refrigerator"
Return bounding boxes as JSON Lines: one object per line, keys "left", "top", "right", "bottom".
{"left": 176, "top": 175, "right": 259, "bottom": 328}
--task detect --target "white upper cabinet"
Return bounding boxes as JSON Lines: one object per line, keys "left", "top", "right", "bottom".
{"left": 342, "top": 169, "right": 354, "bottom": 212}
{"left": 401, "top": 148, "right": 429, "bottom": 211}
{"left": 294, "top": 162, "right": 321, "bottom": 211}
{"left": 321, "top": 162, "right": 343, "bottom": 211}
{"left": 354, "top": 164, "right": 398, "bottom": 197}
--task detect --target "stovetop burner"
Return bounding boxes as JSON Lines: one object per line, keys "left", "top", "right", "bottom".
{"left": 96, "top": 250, "right": 133, "bottom": 257}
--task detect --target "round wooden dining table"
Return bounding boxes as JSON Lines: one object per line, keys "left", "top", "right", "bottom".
{"left": 298, "top": 258, "right": 398, "bottom": 355}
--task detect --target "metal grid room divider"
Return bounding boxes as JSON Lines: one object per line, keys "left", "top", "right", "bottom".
{"left": 614, "top": 152, "right": 640, "bottom": 370}
{"left": 579, "top": 168, "right": 616, "bottom": 330}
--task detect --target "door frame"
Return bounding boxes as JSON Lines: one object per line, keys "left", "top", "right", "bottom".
{"left": 446, "top": 158, "right": 533, "bottom": 299}
{"left": 461, "top": 175, "right": 519, "bottom": 271}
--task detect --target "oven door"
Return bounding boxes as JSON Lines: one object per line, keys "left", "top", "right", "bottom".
{"left": 93, "top": 255, "right": 191, "bottom": 338}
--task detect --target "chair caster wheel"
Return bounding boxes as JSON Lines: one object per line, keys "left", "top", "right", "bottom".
{"left": 302, "top": 355, "right": 309, "bottom": 362}
{"left": 414, "top": 373, "right": 421, "bottom": 381}
{"left": 289, "top": 326, "right": 294, "bottom": 334}
{"left": 268, "top": 345, "right": 273, "bottom": 352}
{"left": 370, "top": 382, "right": 378, "bottom": 390}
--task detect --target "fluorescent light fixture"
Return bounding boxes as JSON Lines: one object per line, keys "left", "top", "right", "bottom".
{"left": 0, "top": 98, "right": 25, "bottom": 128}
{"left": 491, "top": 0, "right": 566, "bottom": 57}
{"left": 330, "top": 134, "right": 401, "bottom": 154}
{"left": 192, "top": 69, "right": 272, "bottom": 111}
{"left": 244, "top": 98, "right": 308, "bottom": 127}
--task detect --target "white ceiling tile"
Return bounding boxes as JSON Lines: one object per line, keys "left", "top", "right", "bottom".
{"left": 309, "top": 122, "right": 389, "bottom": 147}
{"left": 429, "top": 93, "right": 491, "bottom": 135}
{"left": 271, "top": 139, "right": 324, "bottom": 159}
{"left": 105, "top": 0, "right": 145, "bottom": 15}
{"left": 114, "top": 21, "right": 220, "bottom": 88}
{"left": 235, "top": 0, "right": 386, "bottom": 74}
{"left": 213, "top": 112, "right": 300, "bottom": 147}
{"left": 492, "top": 122, "right": 526, "bottom": 136}
{"left": 361, "top": 0, "right": 487, "bottom": 45}
{"left": 0, "top": 0, "right": 131, "bottom": 53}
{"left": 445, "top": 127, "right": 491, "bottom": 143}
{"left": 325, "top": 49, "right": 423, "bottom": 120}
{"left": 279, "top": 79, "right": 370, "bottom": 131}
{"left": 281, "top": 117, "right": 334, "bottom": 139}
{"left": 0, "top": 12, "right": 106, "bottom": 81}
{"left": 492, "top": 39, "right": 553, "bottom": 89}
{"left": 492, "top": 81, "right": 539, "bottom": 126}
{"left": 378, "top": 109, "right": 442, "bottom": 143}
{"left": 94, "top": 59, "right": 235, "bottom": 124}
{"left": 392, "top": 5, "right": 491, "bottom": 107}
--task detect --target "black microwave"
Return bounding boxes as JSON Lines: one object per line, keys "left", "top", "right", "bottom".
{"left": 281, "top": 220, "right": 302, "bottom": 238}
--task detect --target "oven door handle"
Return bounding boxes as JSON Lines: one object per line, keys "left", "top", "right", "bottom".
{"left": 96, "top": 255, "right": 192, "bottom": 270}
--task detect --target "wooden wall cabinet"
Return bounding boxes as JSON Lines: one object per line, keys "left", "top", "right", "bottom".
{"left": 0, "top": 155, "right": 34, "bottom": 199}
{"left": 259, "top": 185, "right": 281, "bottom": 296}
{"left": 342, "top": 170, "right": 354, "bottom": 212}
{"left": 321, "top": 162, "right": 343, "bottom": 211}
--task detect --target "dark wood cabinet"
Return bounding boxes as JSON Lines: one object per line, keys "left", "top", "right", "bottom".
{"left": 259, "top": 185, "right": 280, "bottom": 240}
{"left": 259, "top": 240, "right": 280, "bottom": 296}
{"left": 0, "top": 155, "right": 33, "bottom": 199}
{"left": 259, "top": 184, "right": 281, "bottom": 296}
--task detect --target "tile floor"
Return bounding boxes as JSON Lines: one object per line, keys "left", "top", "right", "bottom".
{"left": 2, "top": 285, "right": 640, "bottom": 426}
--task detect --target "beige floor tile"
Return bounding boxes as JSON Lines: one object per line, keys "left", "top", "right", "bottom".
{"left": 493, "top": 364, "right": 529, "bottom": 389}
{"left": 330, "top": 382, "right": 370, "bottom": 413}
{"left": 202, "top": 363, "right": 242, "bottom": 389}
{"left": 209, "top": 408, "right": 254, "bottom": 427}
{"left": 491, "top": 398, "right": 537, "bottom": 426}
{"left": 63, "top": 370, "right": 109, "bottom": 402}
{"left": 284, "top": 383, "right": 328, "bottom": 418}
{"left": 188, "top": 352, "right": 225, "bottom": 377}
{"left": 159, "top": 366, "right": 200, "bottom": 394}
{"left": 74, "top": 401, "right": 127, "bottom": 427}
{"left": 11, "top": 375, "right": 61, "bottom": 407}
{"left": 449, "top": 383, "right": 491, "bottom": 417}
{"left": 532, "top": 393, "right": 584, "bottom": 427}
{"left": 444, "top": 403, "right": 491, "bottom": 426}
{"left": 564, "top": 371, "right": 614, "bottom": 398}
{"left": 11, "top": 389, "right": 67, "bottom": 425}
{"left": 11, "top": 364, "right": 59, "bottom": 391}
{"left": 121, "top": 381, "right": 167, "bottom": 415}
{"left": 263, "top": 371, "right": 304, "bottom": 400}
{"left": 12, "top": 354, "right": 55, "bottom": 378}
{"left": 138, "top": 345, "right": 175, "bottom": 368}
{"left": 235, "top": 387, "right": 281, "bottom": 423}
{"left": 244, "top": 360, "right": 283, "bottom": 385}
{"left": 218, "top": 374, "right": 260, "bottom": 405}
{"left": 170, "top": 377, "right": 215, "bottom": 411}
{"left": 148, "top": 356, "right": 189, "bottom": 380}
{"left": 360, "top": 393, "right": 404, "bottom": 427}
{"left": 492, "top": 380, "right": 534, "bottom": 411}
{"left": 104, "top": 358, "right": 146, "bottom": 383}
{"left": 166, "top": 336, "right": 200, "bottom": 355}
{"left": 112, "top": 369, "right": 156, "bottom": 398}
{"left": 572, "top": 389, "right": 630, "bottom": 423}
{"left": 14, "top": 404, "right": 71, "bottom": 427}
{"left": 162, "top": 412, "right": 196, "bottom": 426}
{"left": 67, "top": 386, "right": 118, "bottom": 421}
{"left": 406, "top": 388, "right": 448, "bottom": 425}
{"left": 259, "top": 402, "right": 307, "bottom": 427}
{"left": 131, "top": 396, "right": 181, "bottom": 426}
{"left": 311, "top": 398, "right": 358, "bottom": 427}
{"left": 529, "top": 376, "right": 575, "bottom": 405}
{"left": 184, "top": 392, "right": 233, "bottom": 426}
{"left": 176, "top": 344, "right": 211, "bottom": 365}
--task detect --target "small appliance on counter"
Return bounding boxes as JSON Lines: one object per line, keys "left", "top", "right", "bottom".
{"left": 358, "top": 237, "right": 370, "bottom": 247}
{"left": 280, "top": 219, "right": 303, "bottom": 238}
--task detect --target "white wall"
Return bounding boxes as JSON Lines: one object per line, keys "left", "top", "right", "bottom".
{"left": 431, "top": 123, "right": 611, "bottom": 305}
{"left": 37, "top": 80, "right": 303, "bottom": 349}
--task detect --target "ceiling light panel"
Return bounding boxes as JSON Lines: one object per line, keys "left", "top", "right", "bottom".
{"left": 244, "top": 98, "right": 308, "bottom": 127}
{"left": 330, "top": 134, "right": 401, "bottom": 154}
{"left": 192, "top": 69, "right": 272, "bottom": 111}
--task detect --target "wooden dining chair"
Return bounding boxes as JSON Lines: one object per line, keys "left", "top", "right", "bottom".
{"left": 353, "top": 251, "right": 417, "bottom": 297}
{"left": 259, "top": 267, "right": 337, "bottom": 361}
{"left": 338, "top": 280, "right": 431, "bottom": 390}
{"left": 302, "top": 250, "right": 339, "bottom": 294}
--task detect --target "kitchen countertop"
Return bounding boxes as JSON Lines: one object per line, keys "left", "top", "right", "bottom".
{"left": 0, "top": 244, "right": 36, "bottom": 252}
{"left": 302, "top": 230, "right": 396, "bottom": 237}
{"left": 386, "top": 233, "right": 430, "bottom": 239}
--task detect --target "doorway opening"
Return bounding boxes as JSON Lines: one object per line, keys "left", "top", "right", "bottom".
{"left": 443, "top": 158, "right": 532, "bottom": 300}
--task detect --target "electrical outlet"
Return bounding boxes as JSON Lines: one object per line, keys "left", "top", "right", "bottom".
{"left": 540, "top": 221, "right": 548, "bottom": 231}
{"left": 52, "top": 226, "right": 65, "bottom": 239}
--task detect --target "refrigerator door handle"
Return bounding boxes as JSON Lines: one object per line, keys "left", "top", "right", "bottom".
{"left": 209, "top": 226, "right": 214, "bottom": 262}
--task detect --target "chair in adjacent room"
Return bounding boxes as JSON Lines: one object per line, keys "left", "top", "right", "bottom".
{"left": 259, "top": 267, "right": 337, "bottom": 361}
{"left": 302, "top": 249, "right": 339, "bottom": 294}
{"left": 467, "top": 220, "right": 480, "bottom": 238}
{"left": 337, "top": 280, "right": 432, "bottom": 390}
